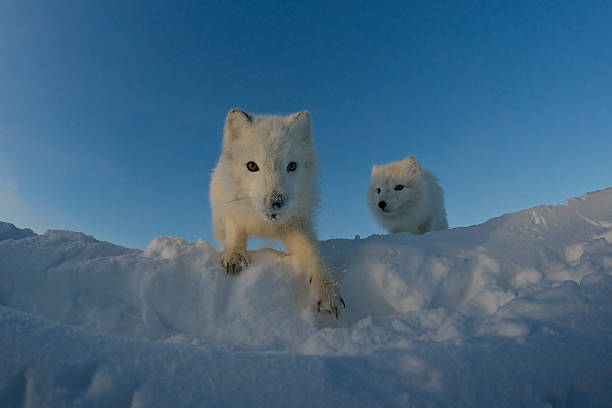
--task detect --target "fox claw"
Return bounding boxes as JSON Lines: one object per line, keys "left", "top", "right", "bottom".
{"left": 221, "top": 250, "right": 249, "bottom": 275}
{"left": 314, "top": 292, "right": 345, "bottom": 319}
{"left": 315, "top": 303, "right": 341, "bottom": 319}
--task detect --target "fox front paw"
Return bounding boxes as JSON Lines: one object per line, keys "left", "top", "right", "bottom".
{"left": 221, "top": 250, "right": 249, "bottom": 275}
{"left": 310, "top": 277, "right": 346, "bottom": 319}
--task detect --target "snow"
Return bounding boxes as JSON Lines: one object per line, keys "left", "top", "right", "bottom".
{"left": 0, "top": 222, "right": 35, "bottom": 241}
{"left": 1, "top": 188, "right": 612, "bottom": 407}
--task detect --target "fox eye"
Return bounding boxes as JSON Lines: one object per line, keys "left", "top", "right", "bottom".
{"left": 376, "top": 188, "right": 381, "bottom": 194}
{"left": 394, "top": 185, "right": 404, "bottom": 191}
{"left": 246, "top": 161, "right": 259, "bottom": 172}
{"left": 287, "top": 162, "right": 297, "bottom": 172}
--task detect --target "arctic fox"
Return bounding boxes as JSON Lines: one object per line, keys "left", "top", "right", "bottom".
{"left": 368, "top": 156, "right": 448, "bottom": 234}
{"left": 209, "top": 109, "right": 344, "bottom": 317}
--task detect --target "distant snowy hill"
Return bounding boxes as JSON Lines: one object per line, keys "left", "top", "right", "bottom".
{"left": 1, "top": 189, "right": 612, "bottom": 407}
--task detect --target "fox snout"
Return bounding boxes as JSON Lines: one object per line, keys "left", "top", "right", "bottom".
{"left": 269, "top": 193, "right": 285, "bottom": 210}
{"left": 261, "top": 192, "right": 289, "bottom": 223}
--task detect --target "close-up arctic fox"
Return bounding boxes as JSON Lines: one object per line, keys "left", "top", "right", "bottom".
{"left": 209, "top": 109, "right": 344, "bottom": 317}
{"left": 368, "top": 156, "right": 448, "bottom": 234}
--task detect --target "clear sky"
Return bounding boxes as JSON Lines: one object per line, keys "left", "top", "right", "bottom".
{"left": 1, "top": 0, "right": 611, "bottom": 249}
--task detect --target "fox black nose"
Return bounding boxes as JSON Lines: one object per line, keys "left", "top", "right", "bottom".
{"left": 378, "top": 201, "right": 387, "bottom": 209}
{"left": 271, "top": 194, "right": 284, "bottom": 209}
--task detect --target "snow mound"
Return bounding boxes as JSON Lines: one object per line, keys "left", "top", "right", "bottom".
{"left": 0, "top": 221, "right": 36, "bottom": 241}
{"left": 1, "top": 188, "right": 612, "bottom": 406}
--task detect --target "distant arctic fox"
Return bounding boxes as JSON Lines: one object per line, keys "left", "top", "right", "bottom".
{"left": 209, "top": 109, "right": 344, "bottom": 317}
{"left": 368, "top": 156, "right": 448, "bottom": 234}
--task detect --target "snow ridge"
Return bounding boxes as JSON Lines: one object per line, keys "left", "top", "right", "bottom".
{"left": 1, "top": 188, "right": 612, "bottom": 406}
{"left": 0, "top": 221, "right": 36, "bottom": 242}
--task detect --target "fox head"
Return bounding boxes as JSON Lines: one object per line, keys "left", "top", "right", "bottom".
{"left": 368, "top": 156, "right": 424, "bottom": 217}
{"left": 221, "top": 109, "right": 317, "bottom": 223}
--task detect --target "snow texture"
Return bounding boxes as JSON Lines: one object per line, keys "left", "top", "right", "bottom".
{"left": 1, "top": 188, "right": 612, "bottom": 407}
{"left": 0, "top": 222, "right": 36, "bottom": 242}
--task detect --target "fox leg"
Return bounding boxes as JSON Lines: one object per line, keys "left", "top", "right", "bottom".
{"left": 282, "top": 228, "right": 344, "bottom": 318}
{"left": 216, "top": 216, "right": 248, "bottom": 274}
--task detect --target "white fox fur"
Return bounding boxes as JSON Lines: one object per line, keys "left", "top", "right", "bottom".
{"left": 209, "top": 109, "right": 343, "bottom": 317}
{"left": 368, "top": 156, "right": 448, "bottom": 234}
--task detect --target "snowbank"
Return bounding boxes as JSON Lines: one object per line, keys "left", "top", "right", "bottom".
{"left": 0, "top": 221, "right": 36, "bottom": 241}
{"left": 1, "top": 189, "right": 612, "bottom": 406}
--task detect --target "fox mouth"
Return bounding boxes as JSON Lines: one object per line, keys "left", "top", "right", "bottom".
{"left": 262, "top": 196, "right": 292, "bottom": 223}
{"left": 265, "top": 212, "right": 282, "bottom": 223}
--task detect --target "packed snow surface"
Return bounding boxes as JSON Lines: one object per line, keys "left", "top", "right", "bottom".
{"left": 1, "top": 188, "right": 612, "bottom": 407}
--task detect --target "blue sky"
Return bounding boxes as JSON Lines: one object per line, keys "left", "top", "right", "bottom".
{"left": 1, "top": 0, "right": 611, "bottom": 249}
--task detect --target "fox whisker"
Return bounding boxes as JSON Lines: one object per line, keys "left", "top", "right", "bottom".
{"left": 213, "top": 197, "right": 256, "bottom": 209}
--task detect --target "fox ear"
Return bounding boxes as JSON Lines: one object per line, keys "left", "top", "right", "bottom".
{"left": 225, "top": 109, "right": 253, "bottom": 141}
{"left": 288, "top": 110, "right": 312, "bottom": 142}
{"left": 290, "top": 110, "right": 310, "bottom": 123}
{"left": 402, "top": 155, "right": 421, "bottom": 173}
{"left": 226, "top": 108, "right": 253, "bottom": 124}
